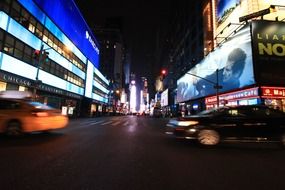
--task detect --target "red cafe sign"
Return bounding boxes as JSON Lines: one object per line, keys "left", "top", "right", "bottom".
{"left": 206, "top": 87, "right": 259, "bottom": 104}
{"left": 261, "top": 86, "right": 285, "bottom": 98}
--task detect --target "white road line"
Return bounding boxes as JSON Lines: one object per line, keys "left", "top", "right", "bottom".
{"left": 85, "top": 120, "right": 105, "bottom": 126}
{"left": 123, "top": 121, "right": 129, "bottom": 126}
{"left": 111, "top": 121, "right": 121, "bottom": 126}
{"left": 100, "top": 121, "right": 113, "bottom": 125}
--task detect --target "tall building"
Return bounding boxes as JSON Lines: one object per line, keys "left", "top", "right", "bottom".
{"left": 94, "top": 27, "right": 124, "bottom": 88}
{"left": 0, "top": 0, "right": 109, "bottom": 117}
{"left": 92, "top": 18, "right": 128, "bottom": 114}
{"left": 158, "top": 0, "right": 205, "bottom": 115}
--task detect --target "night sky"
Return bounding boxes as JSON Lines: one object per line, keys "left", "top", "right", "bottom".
{"left": 75, "top": 0, "right": 171, "bottom": 85}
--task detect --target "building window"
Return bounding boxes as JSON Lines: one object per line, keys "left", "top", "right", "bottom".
{"left": 3, "top": 35, "right": 14, "bottom": 55}
{"left": 14, "top": 40, "right": 24, "bottom": 59}
{"left": 19, "top": 86, "right": 27, "bottom": 91}
{"left": 23, "top": 45, "right": 33, "bottom": 64}
{"left": 35, "top": 22, "right": 43, "bottom": 38}
{"left": 0, "top": 0, "right": 10, "bottom": 13}
{"left": 0, "top": 30, "right": 3, "bottom": 51}
{"left": 0, "top": 81, "right": 7, "bottom": 91}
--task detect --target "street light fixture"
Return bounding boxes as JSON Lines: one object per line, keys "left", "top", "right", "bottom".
{"left": 186, "top": 69, "right": 222, "bottom": 108}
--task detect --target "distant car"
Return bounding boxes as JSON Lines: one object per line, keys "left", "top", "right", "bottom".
{"left": 166, "top": 105, "right": 285, "bottom": 146}
{"left": 153, "top": 107, "right": 162, "bottom": 118}
{"left": 0, "top": 98, "right": 69, "bottom": 136}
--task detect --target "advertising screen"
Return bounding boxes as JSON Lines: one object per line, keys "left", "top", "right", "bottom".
{"left": 161, "top": 89, "right": 169, "bottom": 107}
{"left": 217, "top": 0, "right": 241, "bottom": 26}
{"left": 251, "top": 20, "right": 285, "bottom": 85}
{"left": 177, "top": 24, "right": 255, "bottom": 103}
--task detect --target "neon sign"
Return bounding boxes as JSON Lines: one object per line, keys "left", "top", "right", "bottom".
{"left": 261, "top": 86, "right": 285, "bottom": 98}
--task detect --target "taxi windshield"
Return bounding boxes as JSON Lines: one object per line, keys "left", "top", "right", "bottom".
{"left": 27, "top": 102, "right": 54, "bottom": 110}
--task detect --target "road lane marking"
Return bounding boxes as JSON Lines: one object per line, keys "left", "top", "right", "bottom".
{"left": 111, "top": 121, "right": 121, "bottom": 126}
{"left": 85, "top": 120, "right": 105, "bottom": 126}
{"left": 100, "top": 121, "right": 113, "bottom": 125}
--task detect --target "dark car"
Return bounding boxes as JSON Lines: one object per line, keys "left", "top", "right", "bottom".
{"left": 166, "top": 105, "right": 285, "bottom": 146}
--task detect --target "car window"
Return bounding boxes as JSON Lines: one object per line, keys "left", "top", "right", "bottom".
{"left": 27, "top": 101, "right": 54, "bottom": 110}
{"left": 226, "top": 108, "right": 249, "bottom": 117}
{"left": 198, "top": 108, "right": 219, "bottom": 115}
{"left": 269, "top": 109, "right": 285, "bottom": 117}
{"left": 253, "top": 107, "right": 285, "bottom": 117}
{"left": 0, "top": 99, "right": 21, "bottom": 110}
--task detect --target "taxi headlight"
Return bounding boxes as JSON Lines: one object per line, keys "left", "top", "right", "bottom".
{"left": 177, "top": 121, "right": 199, "bottom": 126}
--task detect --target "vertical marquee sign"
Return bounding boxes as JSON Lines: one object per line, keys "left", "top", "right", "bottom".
{"left": 251, "top": 20, "right": 285, "bottom": 85}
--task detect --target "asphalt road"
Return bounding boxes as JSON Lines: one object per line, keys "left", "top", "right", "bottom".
{"left": 1, "top": 116, "right": 285, "bottom": 190}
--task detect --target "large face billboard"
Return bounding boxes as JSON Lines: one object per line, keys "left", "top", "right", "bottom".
{"left": 177, "top": 24, "right": 255, "bottom": 103}
{"left": 251, "top": 20, "right": 285, "bottom": 85}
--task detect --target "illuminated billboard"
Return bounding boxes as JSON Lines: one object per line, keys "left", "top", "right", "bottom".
{"left": 161, "top": 89, "right": 169, "bottom": 107}
{"left": 213, "top": 0, "right": 285, "bottom": 45}
{"left": 177, "top": 24, "right": 255, "bottom": 103}
{"left": 217, "top": 0, "right": 241, "bottom": 26}
{"left": 251, "top": 20, "right": 285, "bottom": 85}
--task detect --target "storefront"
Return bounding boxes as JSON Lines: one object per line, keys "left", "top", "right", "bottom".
{"left": 205, "top": 87, "right": 258, "bottom": 108}
{"left": 261, "top": 86, "right": 285, "bottom": 112}
{"left": 205, "top": 86, "right": 285, "bottom": 112}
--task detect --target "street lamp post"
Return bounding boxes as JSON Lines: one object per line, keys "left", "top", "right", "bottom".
{"left": 186, "top": 69, "right": 222, "bottom": 108}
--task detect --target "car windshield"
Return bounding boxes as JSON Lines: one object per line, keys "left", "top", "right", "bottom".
{"left": 196, "top": 107, "right": 229, "bottom": 116}
{"left": 27, "top": 102, "right": 54, "bottom": 110}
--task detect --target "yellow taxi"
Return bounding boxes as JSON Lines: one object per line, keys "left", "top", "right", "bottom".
{"left": 0, "top": 95, "right": 68, "bottom": 136}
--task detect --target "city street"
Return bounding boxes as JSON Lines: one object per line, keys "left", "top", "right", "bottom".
{"left": 1, "top": 116, "right": 285, "bottom": 190}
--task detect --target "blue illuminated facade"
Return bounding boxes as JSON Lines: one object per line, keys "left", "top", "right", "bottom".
{"left": 0, "top": 0, "right": 109, "bottom": 117}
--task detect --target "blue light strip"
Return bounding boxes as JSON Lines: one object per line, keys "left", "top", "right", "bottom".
{"left": 0, "top": 53, "right": 84, "bottom": 95}
{"left": 94, "top": 80, "right": 109, "bottom": 94}
{"left": 92, "top": 93, "right": 108, "bottom": 103}
{"left": 95, "top": 67, "right": 109, "bottom": 85}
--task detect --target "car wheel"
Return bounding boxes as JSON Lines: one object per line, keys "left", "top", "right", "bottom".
{"left": 6, "top": 120, "right": 22, "bottom": 136}
{"left": 197, "top": 129, "right": 220, "bottom": 146}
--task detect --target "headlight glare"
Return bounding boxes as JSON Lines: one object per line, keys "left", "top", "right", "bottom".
{"left": 177, "top": 121, "right": 199, "bottom": 126}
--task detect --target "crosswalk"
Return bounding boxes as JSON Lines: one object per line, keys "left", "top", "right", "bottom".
{"left": 72, "top": 118, "right": 132, "bottom": 127}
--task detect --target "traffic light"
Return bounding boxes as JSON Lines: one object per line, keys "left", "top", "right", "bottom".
{"left": 161, "top": 69, "right": 166, "bottom": 75}
{"left": 33, "top": 49, "right": 49, "bottom": 62}
{"left": 161, "top": 69, "right": 167, "bottom": 79}
{"left": 33, "top": 50, "right": 41, "bottom": 60}
{"left": 42, "top": 50, "right": 49, "bottom": 62}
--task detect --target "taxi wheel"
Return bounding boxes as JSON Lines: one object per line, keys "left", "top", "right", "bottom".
{"left": 197, "top": 129, "right": 220, "bottom": 146}
{"left": 6, "top": 120, "right": 22, "bottom": 136}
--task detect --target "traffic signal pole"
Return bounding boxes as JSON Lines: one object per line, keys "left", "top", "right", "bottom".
{"left": 35, "top": 44, "right": 44, "bottom": 81}
{"left": 33, "top": 44, "right": 51, "bottom": 100}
